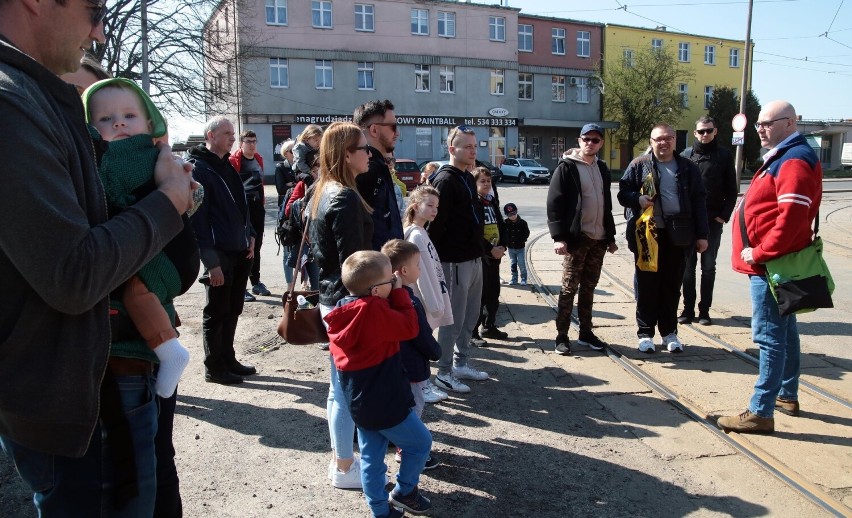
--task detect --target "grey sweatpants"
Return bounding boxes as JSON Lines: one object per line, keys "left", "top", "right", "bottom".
{"left": 437, "top": 258, "right": 483, "bottom": 374}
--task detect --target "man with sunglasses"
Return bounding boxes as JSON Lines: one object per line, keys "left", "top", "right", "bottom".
{"left": 678, "top": 116, "right": 737, "bottom": 326}
{"left": 546, "top": 124, "right": 618, "bottom": 355}
{"left": 353, "top": 99, "right": 404, "bottom": 251}
{"left": 0, "top": 1, "right": 196, "bottom": 514}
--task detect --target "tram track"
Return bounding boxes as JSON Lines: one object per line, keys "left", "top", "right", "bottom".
{"left": 524, "top": 229, "right": 851, "bottom": 517}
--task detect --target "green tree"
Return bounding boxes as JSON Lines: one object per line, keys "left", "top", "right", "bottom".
{"left": 597, "top": 49, "right": 694, "bottom": 160}
{"left": 707, "top": 86, "right": 762, "bottom": 168}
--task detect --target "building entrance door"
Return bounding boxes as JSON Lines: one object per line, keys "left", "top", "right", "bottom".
{"left": 489, "top": 127, "right": 506, "bottom": 166}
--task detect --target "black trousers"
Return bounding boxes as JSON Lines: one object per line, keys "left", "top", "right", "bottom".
{"left": 633, "top": 229, "right": 686, "bottom": 338}
{"left": 202, "top": 251, "right": 252, "bottom": 372}
{"left": 477, "top": 258, "right": 502, "bottom": 329}
{"left": 247, "top": 197, "right": 266, "bottom": 286}
{"left": 153, "top": 387, "right": 181, "bottom": 518}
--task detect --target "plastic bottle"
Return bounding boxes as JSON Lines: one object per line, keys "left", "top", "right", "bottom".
{"left": 296, "top": 295, "right": 312, "bottom": 309}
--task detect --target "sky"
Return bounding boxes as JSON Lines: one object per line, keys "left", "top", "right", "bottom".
{"left": 169, "top": 0, "right": 851, "bottom": 141}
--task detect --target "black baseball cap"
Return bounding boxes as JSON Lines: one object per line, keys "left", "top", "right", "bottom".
{"left": 504, "top": 203, "right": 518, "bottom": 215}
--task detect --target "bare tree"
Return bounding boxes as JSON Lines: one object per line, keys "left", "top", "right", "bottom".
{"left": 597, "top": 49, "right": 694, "bottom": 161}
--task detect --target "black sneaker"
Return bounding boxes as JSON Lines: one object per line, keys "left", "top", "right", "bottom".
{"left": 481, "top": 327, "right": 509, "bottom": 340}
{"left": 244, "top": 290, "right": 256, "bottom": 302}
{"left": 381, "top": 508, "right": 405, "bottom": 518}
{"left": 697, "top": 312, "right": 712, "bottom": 326}
{"left": 251, "top": 282, "right": 271, "bottom": 296}
{"left": 422, "top": 453, "right": 440, "bottom": 471}
{"left": 577, "top": 332, "right": 607, "bottom": 351}
{"left": 389, "top": 486, "right": 432, "bottom": 515}
{"left": 677, "top": 312, "right": 693, "bottom": 324}
{"left": 205, "top": 370, "right": 244, "bottom": 385}
{"left": 554, "top": 334, "right": 571, "bottom": 355}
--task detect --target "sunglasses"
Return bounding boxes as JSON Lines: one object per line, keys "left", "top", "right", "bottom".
{"left": 580, "top": 137, "right": 602, "bottom": 144}
{"left": 371, "top": 122, "right": 398, "bottom": 132}
{"left": 695, "top": 128, "right": 715, "bottom": 135}
{"left": 368, "top": 274, "right": 397, "bottom": 292}
{"left": 86, "top": 0, "right": 108, "bottom": 26}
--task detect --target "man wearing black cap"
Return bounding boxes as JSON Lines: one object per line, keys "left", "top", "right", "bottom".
{"left": 546, "top": 124, "right": 618, "bottom": 355}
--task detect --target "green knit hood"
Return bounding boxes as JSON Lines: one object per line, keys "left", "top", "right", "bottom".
{"left": 82, "top": 78, "right": 167, "bottom": 138}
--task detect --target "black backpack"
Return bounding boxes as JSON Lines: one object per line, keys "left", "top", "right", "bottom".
{"left": 274, "top": 186, "right": 299, "bottom": 251}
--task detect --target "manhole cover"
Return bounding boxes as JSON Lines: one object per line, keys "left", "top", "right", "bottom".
{"left": 244, "top": 334, "right": 284, "bottom": 355}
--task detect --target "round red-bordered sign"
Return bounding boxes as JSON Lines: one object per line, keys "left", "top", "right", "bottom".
{"left": 732, "top": 113, "right": 747, "bottom": 132}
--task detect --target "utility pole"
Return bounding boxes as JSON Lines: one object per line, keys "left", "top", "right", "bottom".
{"left": 734, "top": 0, "right": 753, "bottom": 189}
{"left": 141, "top": 0, "right": 150, "bottom": 93}
{"left": 232, "top": 0, "right": 241, "bottom": 135}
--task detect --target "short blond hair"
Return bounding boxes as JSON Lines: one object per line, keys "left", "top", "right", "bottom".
{"left": 342, "top": 251, "right": 390, "bottom": 296}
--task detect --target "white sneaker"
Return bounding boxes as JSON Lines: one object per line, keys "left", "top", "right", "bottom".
{"left": 638, "top": 336, "right": 655, "bottom": 353}
{"left": 429, "top": 382, "right": 449, "bottom": 400}
{"left": 435, "top": 372, "right": 471, "bottom": 393}
{"left": 422, "top": 383, "right": 445, "bottom": 403}
{"left": 327, "top": 458, "right": 335, "bottom": 480}
{"left": 453, "top": 364, "right": 489, "bottom": 381}
{"left": 663, "top": 333, "right": 683, "bottom": 353}
{"left": 331, "top": 457, "right": 362, "bottom": 489}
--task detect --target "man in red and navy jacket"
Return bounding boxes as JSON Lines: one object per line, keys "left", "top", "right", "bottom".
{"left": 719, "top": 100, "right": 822, "bottom": 434}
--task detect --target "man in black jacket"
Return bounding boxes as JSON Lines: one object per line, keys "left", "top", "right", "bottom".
{"left": 678, "top": 116, "right": 738, "bottom": 326}
{"left": 189, "top": 117, "right": 258, "bottom": 385}
{"left": 546, "top": 124, "right": 617, "bottom": 355}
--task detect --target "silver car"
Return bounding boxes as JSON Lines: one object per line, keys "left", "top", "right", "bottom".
{"left": 500, "top": 158, "right": 550, "bottom": 184}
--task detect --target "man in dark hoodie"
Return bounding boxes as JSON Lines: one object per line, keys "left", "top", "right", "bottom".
{"left": 678, "top": 116, "right": 737, "bottom": 326}
{"left": 189, "top": 117, "right": 258, "bottom": 385}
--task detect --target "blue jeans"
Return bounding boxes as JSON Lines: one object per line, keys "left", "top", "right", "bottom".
{"left": 508, "top": 247, "right": 527, "bottom": 283}
{"left": 748, "top": 274, "right": 801, "bottom": 418}
{"left": 282, "top": 245, "right": 294, "bottom": 285}
{"left": 358, "top": 411, "right": 431, "bottom": 518}
{"left": 320, "top": 305, "right": 355, "bottom": 462}
{"left": 0, "top": 375, "right": 158, "bottom": 517}
{"left": 682, "top": 219, "right": 724, "bottom": 314}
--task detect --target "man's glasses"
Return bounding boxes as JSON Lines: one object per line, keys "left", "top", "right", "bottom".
{"left": 371, "top": 122, "right": 398, "bottom": 132}
{"left": 695, "top": 128, "right": 715, "bottom": 135}
{"left": 651, "top": 135, "right": 675, "bottom": 143}
{"left": 368, "top": 274, "right": 397, "bottom": 292}
{"left": 754, "top": 117, "right": 789, "bottom": 130}
{"left": 86, "top": 0, "right": 108, "bottom": 26}
{"left": 580, "top": 137, "right": 602, "bottom": 144}
{"left": 242, "top": 139, "right": 257, "bottom": 144}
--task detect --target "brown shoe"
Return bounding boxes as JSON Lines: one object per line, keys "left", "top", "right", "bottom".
{"left": 776, "top": 398, "right": 800, "bottom": 416}
{"left": 717, "top": 410, "right": 774, "bottom": 434}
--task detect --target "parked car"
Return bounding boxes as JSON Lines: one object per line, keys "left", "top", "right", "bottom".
{"left": 500, "top": 158, "right": 550, "bottom": 184}
{"left": 394, "top": 159, "right": 421, "bottom": 192}
{"left": 476, "top": 159, "right": 504, "bottom": 183}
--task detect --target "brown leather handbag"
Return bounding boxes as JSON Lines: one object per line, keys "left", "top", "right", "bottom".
{"left": 277, "top": 218, "right": 328, "bottom": 345}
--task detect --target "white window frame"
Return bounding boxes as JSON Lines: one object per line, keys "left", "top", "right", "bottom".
{"left": 552, "top": 28, "right": 566, "bottom": 55}
{"left": 623, "top": 49, "right": 635, "bottom": 67}
{"left": 315, "top": 59, "right": 333, "bottom": 89}
{"left": 704, "top": 45, "right": 716, "bottom": 65}
{"left": 552, "top": 75, "right": 566, "bottom": 102}
{"left": 438, "top": 11, "right": 455, "bottom": 38}
{"left": 411, "top": 8, "right": 429, "bottom": 36}
{"left": 704, "top": 85, "right": 714, "bottom": 109}
{"left": 678, "top": 42, "right": 690, "bottom": 62}
{"left": 490, "top": 69, "right": 504, "bottom": 96}
{"left": 357, "top": 61, "right": 374, "bottom": 90}
{"left": 440, "top": 65, "right": 455, "bottom": 93}
{"left": 518, "top": 24, "right": 533, "bottom": 52}
{"left": 354, "top": 4, "right": 374, "bottom": 32}
{"left": 729, "top": 48, "right": 740, "bottom": 68}
{"left": 651, "top": 38, "right": 663, "bottom": 51}
{"left": 575, "top": 77, "right": 589, "bottom": 103}
{"left": 489, "top": 16, "right": 505, "bottom": 42}
{"left": 679, "top": 83, "right": 688, "bottom": 107}
{"left": 518, "top": 72, "right": 533, "bottom": 100}
{"left": 577, "top": 31, "right": 590, "bottom": 57}
{"left": 311, "top": 1, "right": 332, "bottom": 28}
{"left": 269, "top": 58, "right": 288, "bottom": 88}
{"left": 265, "top": 0, "right": 287, "bottom": 25}
{"left": 415, "top": 64, "right": 430, "bottom": 92}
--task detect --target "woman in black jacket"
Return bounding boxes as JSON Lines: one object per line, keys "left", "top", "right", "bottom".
{"left": 307, "top": 121, "right": 374, "bottom": 489}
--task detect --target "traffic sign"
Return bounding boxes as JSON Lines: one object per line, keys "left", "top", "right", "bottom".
{"left": 732, "top": 131, "right": 744, "bottom": 146}
{"left": 732, "top": 113, "right": 747, "bottom": 132}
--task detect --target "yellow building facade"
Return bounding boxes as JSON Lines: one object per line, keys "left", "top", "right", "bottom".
{"left": 602, "top": 24, "right": 752, "bottom": 170}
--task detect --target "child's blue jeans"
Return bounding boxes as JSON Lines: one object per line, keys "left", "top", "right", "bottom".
{"left": 358, "top": 411, "right": 431, "bottom": 517}
{"left": 508, "top": 247, "right": 527, "bottom": 283}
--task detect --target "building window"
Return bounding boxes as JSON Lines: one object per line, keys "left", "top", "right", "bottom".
{"left": 518, "top": 24, "right": 533, "bottom": 52}
{"left": 357, "top": 62, "right": 374, "bottom": 90}
{"left": 315, "top": 59, "right": 333, "bottom": 89}
{"left": 265, "top": 0, "right": 287, "bottom": 25}
{"left": 489, "top": 16, "right": 505, "bottom": 42}
{"left": 552, "top": 28, "right": 565, "bottom": 55}
{"left": 411, "top": 8, "right": 428, "bottom": 35}
{"left": 518, "top": 72, "right": 533, "bottom": 100}
{"left": 678, "top": 42, "right": 690, "bottom": 62}
{"left": 577, "top": 31, "right": 590, "bottom": 57}
{"left": 704, "top": 45, "right": 715, "bottom": 65}
{"left": 652, "top": 38, "right": 663, "bottom": 51}
{"left": 679, "top": 83, "right": 688, "bottom": 107}
{"left": 438, "top": 11, "right": 455, "bottom": 38}
{"left": 576, "top": 77, "right": 590, "bottom": 103}
{"left": 354, "top": 4, "right": 374, "bottom": 32}
{"left": 730, "top": 48, "right": 740, "bottom": 68}
{"left": 623, "top": 49, "right": 635, "bottom": 67}
{"left": 312, "top": 1, "right": 332, "bottom": 28}
{"left": 531, "top": 137, "right": 541, "bottom": 159}
{"left": 490, "top": 69, "right": 504, "bottom": 95}
{"left": 415, "top": 64, "right": 430, "bottom": 92}
{"left": 269, "top": 58, "right": 288, "bottom": 88}
{"left": 704, "top": 85, "right": 714, "bottom": 109}
{"left": 551, "top": 137, "right": 559, "bottom": 160}
{"left": 440, "top": 65, "right": 454, "bottom": 93}
{"left": 552, "top": 75, "right": 566, "bottom": 102}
